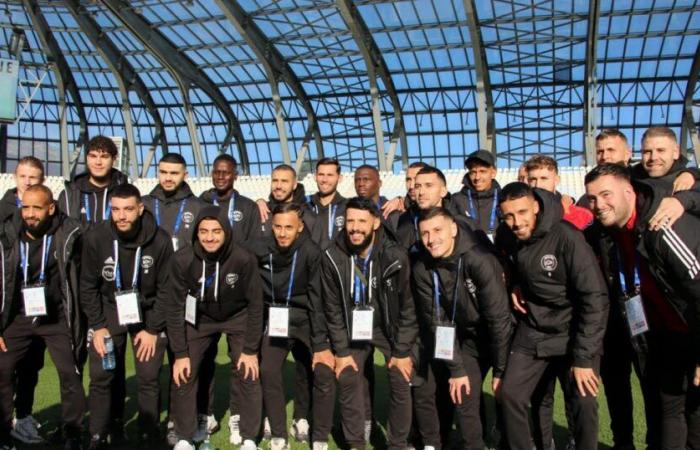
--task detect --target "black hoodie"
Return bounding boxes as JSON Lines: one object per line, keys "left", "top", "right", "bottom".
{"left": 79, "top": 209, "right": 173, "bottom": 335}
{"left": 262, "top": 184, "right": 321, "bottom": 242}
{"left": 496, "top": 189, "right": 609, "bottom": 367}
{"left": 305, "top": 191, "right": 347, "bottom": 249}
{"left": 142, "top": 182, "right": 204, "bottom": 249}
{"left": 245, "top": 230, "right": 327, "bottom": 350}
{"left": 321, "top": 226, "right": 418, "bottom": 358}
{"left": 451, "top": 179, "right": 502, "bottom": 235}
{"left": 199, "top": 188, "right": 262, "bottom": 243}
{"left": 166, "top": 206, "right": 263, "bottom": 358}
{"left": 411, "top": 227, "right": 512, "bottom": 378}
{"left": 58, "top": 168, "right": 129, "bottom": 229}
{"left": 0, "top": 188, "right": 20, "bottom": 223}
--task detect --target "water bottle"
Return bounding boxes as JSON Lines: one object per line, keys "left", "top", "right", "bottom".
{"left": 102, "top": 335, "right": 116, "bottom": 371}
{"left": 200, "top": 435, "right": 213, "bottom": 450}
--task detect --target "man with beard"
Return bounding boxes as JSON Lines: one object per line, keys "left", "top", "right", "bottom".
{"left": 199, "top": 154, "right": 261, "bottom": 242}
{"left": 58, "top": 136, "right": 128, "bottom": 229}
{"left": 0, "top": 185, "right": 86, "bottom": 450}
{"left": 260, "top": 165, "right": 318, "bottom": 240}
{"left": 354, "top": 165, "right": 400, "bottom": 233}
{"left": 80, "top": 184, "right": 172, "bottom": 449}
{"left": 305, "top": 158, "right": 347, "bottom": 249}
{"left": 0, "top": 156, "right": 48, "bottom": 446}
{"left": 166, "top": 206, "right": 262, "bottom": 450}
{"left": 197, "top": 154, "right": 261, "bottom": 443}
{"left": 496, "top": 183, "right": 608, "bottom": 450}
{"left": 585, "top": 164, "right": 700, "bottom": 450}
{"left": 411, "top": 207, "right": 511, "bottom": 450}
{"left": 245, "top": 203, "right": 328, "bottom": 450}
{"left": 451, "top": 150, "right": 501, "bottom": 240}
{"left": 322, "top": 197, "right": 418, "bottom": 450}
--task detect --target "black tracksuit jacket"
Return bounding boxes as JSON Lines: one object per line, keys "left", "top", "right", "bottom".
{"left": 0, "top": 189, "right": 19, "bottom": 223}
{"left": 451, "top": 180, "right": 502, "bottom": 234}
{"left": 79, "top": 210, "right": 173, "bottom": 335}
{"left": 0, "top": 212, "right": 84, "bottom": 363}
{"left": 245, "top": 231, "right": 328, "bottom": 351}
{"left": 497, "top": 189, "right": 609, "bottom": 368}
{"left": 58, "top": 169, "right": 129, "bottom": 229}
{"left": 321, "top": 227, "right": 418, "bottom": 358}
{"left": 305, "top": 192, "right": 347, "bottom": 249}
{"left": 262, "top": 184, "right": 321, "bottom": 242}
{"left": 411, "top": 227, "right": 512, "bottom": 378}
{"left": 199, "top": 188, "right": 262, "bottom": 243}
{"left": 142, "top": 182, "right": 204, "bottom": 248}
{"left": 166, "top": 207, "right": 264, "bottom": 358}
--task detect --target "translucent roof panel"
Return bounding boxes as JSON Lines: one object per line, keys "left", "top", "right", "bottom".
{"left": 1, "top": 0, "right": 699, "bottom": 176}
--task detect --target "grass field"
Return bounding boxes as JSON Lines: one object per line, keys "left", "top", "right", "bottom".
{"left": 18, "top": 337, "right": 647, "bottom": 449}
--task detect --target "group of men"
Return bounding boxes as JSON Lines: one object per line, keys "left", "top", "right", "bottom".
{"left": 0, "top": 126, "right": 698, "bottom": 450}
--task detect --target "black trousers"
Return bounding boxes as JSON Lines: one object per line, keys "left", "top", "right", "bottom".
{"left": 530, "top": 365, "right": 575, "bottom": 450}
{"left": 501, "top": 351, "right": 600, "bottom": 450}
{"left": 337, "top": 329, "right": 412, "bottom": 449}
{"left": 312, "top": 362, "right": 336, "bottom": 443}
{"left": 647, "top": 331, "right": 700, "bottom": 450}
{"left": 88, "top": 312, "right": 167, "bottom": 436}
{"left": 0, "top": 316, "right": 85, "bottom": 442}
{"left": 13, "top": 337, "right": 44, "bottom": 419}
{"left": 600, "top": 323, "right": 661, "bottom": 450}
{"left": 171, "top": 313, "right": 262, "bottom": 441}
{"left": 260, "top": 331, "right": 313, "bottom": 439}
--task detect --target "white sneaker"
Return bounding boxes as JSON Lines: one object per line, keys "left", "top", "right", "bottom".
{"left": 11, "top": 416, "right": 43, "bottom": 444}
{"left": 229, "top": 414, "right": 242, "bottom": 445}
{"left": 173, "top": 439, "right": 195, "bottom": 450}
{"left": 241, "top": 439, "right": 257, "bottom": 450}
{"left": 263, "top": 417, "right": 271, "bottom": 440}
{"left": 269, "top": 437, "right": 288, "bottom": 450}
{"left": 289, "top": 418, "right": 309, "bottom": 442}
{"left": 364, "top": 420, "right": 372, "bottom": 443}
{"left": 424, "top": 447, "right": 436, "bottom": 450}
{"left": 312, "top": 442, "right": 328, "bottom": 450}
{"left": 205, "top": 414, "right": 219, "bottom": 434}
{"left": 166, "top": 420, "right": 179, "bottom": 447}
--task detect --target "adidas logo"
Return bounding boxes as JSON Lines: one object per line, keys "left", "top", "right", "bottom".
{"left": 104, "top": 256, "right": 115, "bottom": 264}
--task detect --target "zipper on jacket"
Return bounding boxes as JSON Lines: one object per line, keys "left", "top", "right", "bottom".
{"left": 62, "top": 227, "right": 80, "bottom": 331}
{"left": 325, "top": 249, "right": 350, "bottom": 338}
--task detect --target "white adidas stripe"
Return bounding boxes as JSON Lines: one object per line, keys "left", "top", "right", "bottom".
{"left": 664, "top": 227, "right": 700, "bottom": 276}
{"left": 661, "top": 226, "right": 700, "bottom": 278}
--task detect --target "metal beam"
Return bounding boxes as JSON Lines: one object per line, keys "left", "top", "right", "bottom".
{"left": 23, "top": 0, "right": 88, "bottom": 179}
{"left": 682, "top": 36, "right": 700, "bottom": 164}
{"left": 214, "top": 0, "right": 323, "bottom": 171}
{"left": 99, "top": 0, "right": 249, "bottom": 174}
{"left": 463, "top": 0, "right": 495, "bottom": 156}
{"left": 583, "top": 0, "right": 600, "bottom": 166}
{"left": 63, "top": 0, "right": 168, "bottom": 180}
{"left": 336, "top": 0, "right": 407, "bottom": 172}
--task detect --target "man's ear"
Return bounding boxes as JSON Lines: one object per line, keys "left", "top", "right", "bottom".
{"left": 372, "top": 216, "right": 381, "bottom": 231}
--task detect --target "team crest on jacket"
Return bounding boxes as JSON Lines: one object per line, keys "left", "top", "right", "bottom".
{"left": 226, "top": 273, "right": 238, "bottom": 287}
{"left": 232, "top": 210, "right": 243, "bottom": 222}
{"left": 102, "top": 257, "right": 116, "bottom": 281}
{"left": 465, "top": 278, "right": 477, "bottom": 294}
{"left": 183, "top": 212, "right": 194, "bottom": 227}
{"left": 141, "top": 255, "right": 154, "bottom": 270}
{"left": 335, "top": 216, "right": 344, "bottom": 228}
{"left": 541, "top": 254, "right": 557, "bottom": 271}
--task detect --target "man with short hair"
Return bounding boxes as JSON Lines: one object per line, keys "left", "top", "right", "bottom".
{"left": 306, "top": 158, "right": 347, "bottom": 249}
{"left": 80, "top": 184, "right": 172, "bottom": 449}
{"left": 496, "top": 182, "right": 608, "bottom": 450}
{"left": 0, "top": 156, "right": 47, "bottom": 445}
{"left": 58, "top": 136, "right": 129, "bottom": 228}
{"left": 451, "top": 150, "right": 501, "bottom": 239}
{"left": 261, "top": 165, "right": 318, "bottom": 238}
{"left": 166, "top": 206, "right": 263, "bottom": 450}
{"left": 322, "top": 197, "right": 418, "bottom": 450}
{"left": 354, "top": 165, "right": 400, "bottom": 233}
{"left": 412, "top": 207, "right": 512, "bottom": 450}
{"left": 585, "top": 163, "right": 700, "bottom": 449}
{"left": 595, "top": 129, "right": 633, "bottom": 166}
{"left": 0, "top": 185, "right": 86, "bottom": 450}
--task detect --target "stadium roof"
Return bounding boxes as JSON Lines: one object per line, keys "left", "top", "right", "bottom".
{"left": 1, "top": 0, "right": 699, "bottom": 177}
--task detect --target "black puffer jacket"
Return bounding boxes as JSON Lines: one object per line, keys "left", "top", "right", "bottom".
{"left": 57, "top": 169, "right": 129, "bottom": 229}
{"left": 0, "top": 189, "right": 19, "bottom": 223}
{"left": 412, "top": 227, "right": 512, "bottom": 378}
{"left": 321, "top": 227, "right": 418, "bottom": 358}
{"left": 451, "top": 180, "right": 502, "bottom": 234}
{"left": 497, "top": 189, "right": 609, "bottom": 367}
{"left": 166, "top": 206, "right": 263, "bottom": 358}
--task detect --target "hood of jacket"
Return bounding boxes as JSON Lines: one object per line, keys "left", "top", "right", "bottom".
{"left": 631, "top": 154, "right": 689, "bottom": 181}
{"left": 269, "top": 183, "right": 307, "bottom": 208}
{"left": 190, "top": 205, "right": 234, "bottom": 263}
{"left": 526, "top": 188, "right": 565, "bottom": 243}
{"left": 148, "top": 182, "right": 195, "bottom": 202}
{"left": 69, "top": 168, "right": 128, "bottom": 193}
{"left": 109, "top": 209, "right": 159, "bottom": 249}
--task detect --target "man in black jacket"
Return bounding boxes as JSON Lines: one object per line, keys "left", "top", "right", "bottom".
{"left": 246, "top": 203, "right": 327, "bottom": 450}
{"left": 354, "top": 165, "right": 400, "bottom": 233}
{"left": 451, "top": 150, "right": 501, "bottom": 240}
{"left": 80, "top": 184, "right": 172, "bottom": 449}
{"left": 0, "top": 156, "right": 47, "bottom": 445}
{"left": 585, "top": 163, "right": 700, "bottom": 449}
{"left": 305, "top": 158, "right": 347, "bottom": 250}
{"left": 166, "top": 206, "right": 262, "bottom": 450}
{"left": 322, "top": 197, "right": 418, "bottom": 449}
{"left": 0, "top": 185, "right": 85, "bottom": 450}
{"left": 58, "top": 136, "right": 129, "bottom": 229}
{"left": 260, "top": 165, "right": 319, "bottom": 241}
{"left": 412, "top": 207, "right": 511, "bottom": 449}
{"left": 496, "top": 183, "right": 608, "bottom": 450}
